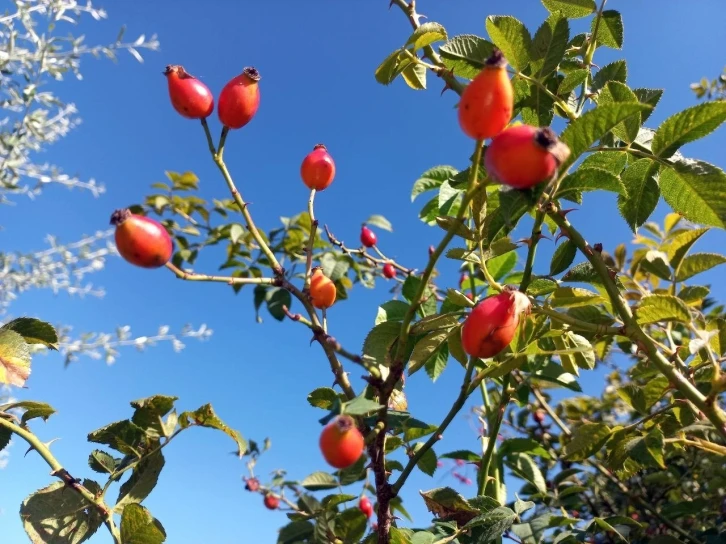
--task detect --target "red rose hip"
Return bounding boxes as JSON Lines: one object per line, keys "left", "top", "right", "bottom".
{"left": 301, "top": 144, "right": 336, "bottom": 191}
{"left": 359, "top": 496, "right": 374, "bottom": 518}
{"left": 319, "top": 415, "right": 364, "bottom": 469}
{"left": 110, "top": 209, "right": 173, "bottom": 269}
{"left": 218, "top": 67, "right": 261, "bottom": 129}
{"left": 163, "top": 65, "right": 214, "bottom": 119}
{"left": 263, "top": 494, "right": 280, "bottom": 510}
{"left": 360, "top": 225, "right": 377, "bottom": 248}
{"left": 461, "top": 288, "right": 531, "bottom": 358}
{"left": 458, "top": 49, "right": 514, "bottom": 140}
{"left": 485, "top": 125, "right": 571, "bottom": 189}
{"left": 382, "top": 263, "right": 396, "bottom": 279}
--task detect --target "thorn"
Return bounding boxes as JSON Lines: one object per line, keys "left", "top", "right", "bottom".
{"left": 559, "top": 208, "right": 577, "bottom": 218}
{"left": 555, "top": 229, "right": 570, "bottom": 243}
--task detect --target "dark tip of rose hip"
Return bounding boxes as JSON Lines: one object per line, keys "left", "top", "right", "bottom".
{"left": 485, "top": 48, "right": 508, "bottom": 69}
{"left": 243, "top": 67, "right": 261, "bottom": 81}
{"left": 502, "top": 284, "right": 520, "bottom": 294}
{"left": 163, "top": 65, "right": 174, "bottom": 75}
{"left": 534, "top": 126, "right": 560, "bottom": 150}
{"left": 313, "top": 143, "right": 327, "bottom": 151}
{"left": 110, "top": 208, "right": 131, "bottom": 226}
{"left": 336, "top": 415, "right": 354, "bottom": 432}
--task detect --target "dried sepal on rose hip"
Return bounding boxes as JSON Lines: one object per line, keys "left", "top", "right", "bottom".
{"left": 301, "top": 144, "right": 336, "bottom": 191}
{"left": 110, "top": 209, "right": 173, "bottom": 269}
{"left": 461, "top": 286, "right": 532, "bottom": 359}
{"left": 458, "top": 49, "right": 514, "bottom": 141}
{"left": 485, "top": 125, "right": 571, "bottom": 189}
{"left": 218, "top": 67, "right": 261, "bottom": 130}
{"left": 319, "top": 414, "right": 365, "bottom": 469}
{"left": 309, "top": 268, "right": 337, "bottom": 309}
{"left": 163, "top": 65, "right": 214, "bottom": 119}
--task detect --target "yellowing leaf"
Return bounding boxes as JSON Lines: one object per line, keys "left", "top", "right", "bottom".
{"left": 0, "top": 329, "right": 31, "bottom": 387}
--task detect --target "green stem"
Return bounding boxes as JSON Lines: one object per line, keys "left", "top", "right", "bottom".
{"left": 201, "top": 120, "right": 282, "bottom": 275}
{"left": 478, "top": 376, "right": 511, "bottom": 498}
{"left": 547, "top": 206, "right": 726, "bottom": 439}
{"left": 0, "top": 416, "right": 121, "bottom": 544}
{"left": 519, "top": 210, "right": 545, "bottom": 292}
{"left": 391, "top": 356, "right": 478, "bottom": 494}
{"left": 511, "top": 70, "right": 576, "bottom": 121}
{"left": 533, "top": 305, "right": 622, "bottom": 335}
{"left": 304, "top": 188, "right": 318, "bottom": 290}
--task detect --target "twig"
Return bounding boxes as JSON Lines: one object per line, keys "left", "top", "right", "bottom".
{"left": 324, "top": 225, "right": 413, "bottom": 276}
{"left": 304, "top": 189, "right": 318, "bottom": 290}
{"left": 165, "top": 262, "right": 277, "bottom": 286}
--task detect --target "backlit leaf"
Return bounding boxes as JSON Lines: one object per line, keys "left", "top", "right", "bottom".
{"left": 406, "top": 22, "right": 448, "bottom": 51}
{"left": 659, "top": 158, "right": 726, "bottom": 229}
{"left": 1, "top": 317, "right": 58, "bottom": 350}
{"left": 120, "top": 504, "right": 166, "bottom": 544}
{"left": 486, "top": 15, "right": 532, "bottom": 71}
{"left": 530, "top": 13, "right": 569, "bottom": 79}
{"left": 635, "top": 295, "right": 690, "bottom": 325}
{"left": 563, "top": 423, "right": 611, "bottom": 461}
{"left": 593, "top": 10, "right": 623, "bottom": 49}
{"left": 618, "top": 158, "right": 659, "bottom": 232}
{"left": 652, "top": 100, "right": 726, "bottom": 158}
{"left": 439, "top": 35, "right": 495, "bottom": 80}
{"left": 541, "top": 0, "right": 596, "bottom": 19}
{"left": 0, "top": 329, "right": 30, "bottom": 387}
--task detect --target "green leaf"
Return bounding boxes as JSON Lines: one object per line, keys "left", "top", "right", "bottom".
{"left": 366, "top": 214, "right": 393, "bottom": 232}
{"left": 541, "top": 0, "right": 596, "bottom": 19}
{"left": 301, "top": 471, "right": 339, "bottom": 491}
{"left": 409, "top": 329, "right": 450, "bottom": 376}
{"left": 592, "top": 518, "right": 626, "bottom": 542}
{"left": 229, "top": 223, "right": 244, "bottom": 244}
{"left": 563, "top": 423, "right": 611, "bottom": 461}
{"left": 499, "top": 438, "right": 554, "bottom": 460}
{"left": 425, "top": 342, "right": 450, "bottom": 383}
{"left": 530, "top": 13, "right": 569, "bottom": 79}
{"left": 0, "top": 401, "right": 56, "bottom": 424}
{"left": 420, "top": 487, "right": 478, "bottom": 524}
{"left": 635, "top": 295, "right": 691, "bottom": 325}
{"left": 580, "top": 150, "right": 628, "bottom": 175}
{"left": 334, "top": 507, "right": 369, "bottom": 543}
{"left": 560, "top": 103, "right": 650, "bottom": 171}
{"left": 550, "top": 287, "right": 604, "bottom": 308}
{"left": 515, "top": 498, "right": 536, "bottom": 515}
{"left": 678, "top": 285, "right": 710, "bottom": 304}
{"left": 88, "top": 420, "right": 145, "bottom": 456}
{"left": 376, "top": 300, "right": 410, "bottom": 325}
{"left": 439, "top": 35, "right": 495, "bottom": 80}
{"left": 632, "top": 88, "right": 663, "bottom": 122}
{"left": 277, "top": 521, "right": 315, "bottom": 544}
{"left": 664, "top": 227, "right": 709, "bottom": 269}
{"left": 675, "top": 253, "right": 726, "bottom": 282}
{"left": 465, "top": 507, "right": 518, "bottom": 540}
{"left": 344, "top": 395, "right": 384, "bottom": 416}
{"left": 652, "top": 101, "right": 726, "bottom": 158}
{"left": 486, "top": 15, "right": 532, "bottom": 71}
{"left": 130, "top": 395, "right": 177, "bottom": 438}
{"left": 406, "top": 22, "right": 448, "bottom": 51}
{"left": 179, "top": 404, "right": 247, "bottom": 457}
{"left": 507, "top": 453, "right": 547, "bottom": 494}
{"left": 557, "top": 167, "right": 626, "bottom": 200}
{"left": 608, "top": 428, "right": 666, "bottom": 470}
{"left": 307, "top": 388, "right": 339, "bottom": 410}
{"left": 375, "top": 49, "right": 405, "bottom": 85}
{"left": 618, "top": 158, "right": 660, "bottom": 232}
{"left": 362, "top": 321, "right": 400, "bottom": 366}
{"left": 558, "top": 69, "right": 588, "bottom": 95}
{"left": 401, "top": 62, "right": 427, "bottom": 90}
{"left": 322, "top": 493, "right": 356, "bottom": 509}
{"left": 591, "top": 60, "right": 627, "bottom": 93}
{"left": 446, "top": 288, "right": 475, "bottom": 308}
{"left": 440, "top": 449, "right": 480, "bottom": 462}
{"left": 114, "top": 451, "right": 165, "bottom": 513}
{"left": 593, "top": 10, "right": 623, "bottom": 49}
{"left": 599, "top": 81, "right": 640, "bottom": 143}
{"left": 1, "top": 317, "right": 58, "bottom": 349}
{"left": 659, "top": 158, "right": 726, "bottom": 229}
{"left": 266, "top": 288, "right": 292, "bottom": 321}
{"left": 89, "top": 450, "right": 118, "bottom": 475}
{"left": 21, "top": 480, "right": 104, "bottom": 544}
{"left": 0, "top": 425, "right": 11, "bottom": 452}
{"left": 412, "top": 442, "right": 438, "bottom": 476}
{"left": 436, "top": 216, "right": 476, "bottom": 241}
{"left": 0, "top": 328, "right": 31, "bottom": 387}
{"left": 448, "top": 325, "right": 468, "bottom": 366}
{"left": 550, "top": 240, "right": 577, "bottom": 276}
{"left": 617, "top": 385, "right": 647, "bottom": 415}
{"left": 411, "top": 313, "right": 461, "bottom": 336}
{"left": 120, "top": 504, "right": 166, "bottom": 544}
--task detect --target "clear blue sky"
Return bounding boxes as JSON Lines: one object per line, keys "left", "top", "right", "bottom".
{"left": 2, "top": 1, "right": 725, "bottom": 542}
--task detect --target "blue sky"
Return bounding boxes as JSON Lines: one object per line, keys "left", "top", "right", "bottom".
{"left": 2, "top": 1, "right": 725, "bottom": 542}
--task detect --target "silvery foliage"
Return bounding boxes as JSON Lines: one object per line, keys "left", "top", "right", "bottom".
{"left": 0, "top": 1, "right": 212, "bottom": 368}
